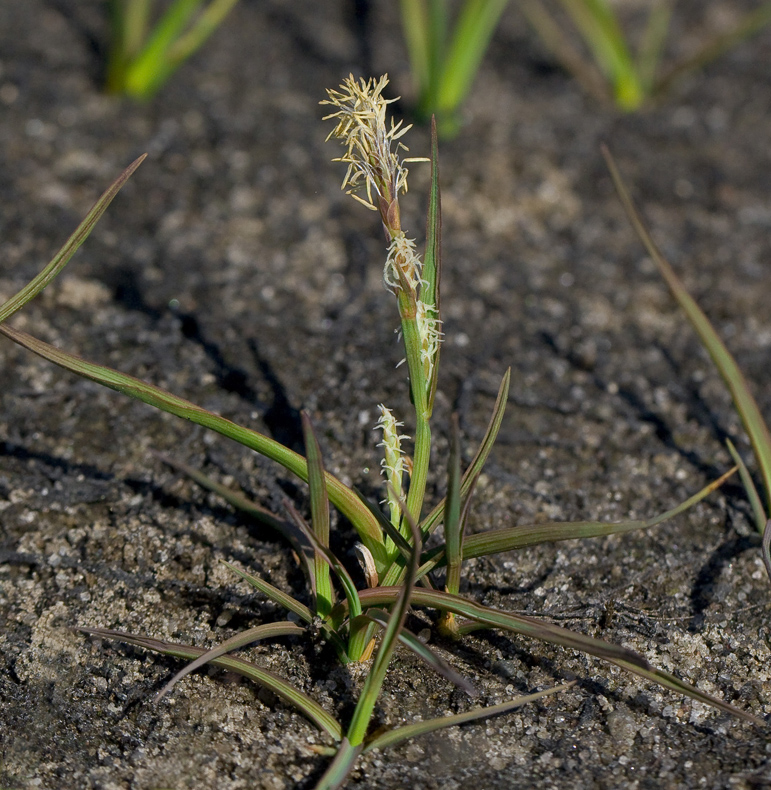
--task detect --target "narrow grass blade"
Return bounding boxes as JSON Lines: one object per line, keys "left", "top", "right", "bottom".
{"left": 152, "top": 451, "right": 311, "bottom": 560}
{"left": 0, "top": 156, "right": 146, "bottom": 324}
{"left": 363, "top": 682, "right": 575, "bottom": 752}
{"left": 167, "top": 0, "right": 241, "bottom": 68}
{"left": 302, "top": 413, "right": 333, "bottom": 618}
{"left": 725, "top": 440, "right": 766, "bottom": 534}
{"left": 382, "top": 368, "right": 510, "bottom": 588}
{"left": 423, "top": 117, "right": 442, "bottom": 414}
{"left": 610, "top": 658, "right": 763, "bottom": 726}
{"left": 221, "top": 560, "right": 349, "bottom": 657}
{"left": 155, "top": 621, "right": 305, "bottom": 701}
{"left": 557, "top": 0, "right": 643, "bottom": 109}
{"left": 313, "top": 737, "right": 363, "bottom": 790}
{"left": 345, "top": 508, "right": 422, "bottom": 747}
{"left": 79, "top": 627, "right": 342, "bottom": 740}
{"left": 220, "top": 560, "right": 313, "bottom": 623}
{"left": 635, "top": 0, "right": 671, "bottom": 94}
{"left": 0, "top": 323, "right": 386, "bottom": 560}
{"left": 106, "top": 0, "right": 152, "bottom": 92}
{"left": 124, "top": 0, "right": 202, "bottom": 98}
{"left": 400, "top": 0, "right": 431, "bottom": 101}
{"left": 520, "top": 0, "right": 610, "bottom": 103}
{"left": 350, "top": 587, "right": 762, "bottom": 725}
{"left": 603, "top": 145, "right": 771, "bottom": 527}
{"left": 763, "top": 519, "right": 771, "bottom": 583}
{"left": 420, "top": 368, "right": 510, "bottom": 539}
{"left": 443, "top": 413, "right": 463, "bottom": 597}
{"left": 285, "top": 501, "right": 361, "bottom": 622}
{"left": 367, "top": 586, "right": 650, "bottom": 668}
{"left": 364, "top": 608, "right": 477, "bottom": 697}
{"left": 354, "top": 487, "right": 412, "bottom": 563}
{"left": 112, "top": 0, "right": 152, "bottom": 59}
{"left": 420, "top": 466, "right": 736, "bottom": 573}
{"left": 643, "top": 466, "right": 736, "bottom": 526}
{"left": 654, "top": 3, "right": 771, "bottom": 99}
{"left": 435, "top": 0, "right": 509, "bottom": 124}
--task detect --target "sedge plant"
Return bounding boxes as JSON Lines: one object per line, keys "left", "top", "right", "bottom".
{"left": 603, "top": 146, "right": 771, "bottom": 582}
{"left": 520, "top": 0, "right": 771, "bottom": 111}
{"left": 0, "top": 75, "right": 765, "bottom": 787}
{"left": 105, "top": 0, "right": 241, "bottom": 99}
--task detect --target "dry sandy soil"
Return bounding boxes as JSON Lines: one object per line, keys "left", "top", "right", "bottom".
{"left": 2, "top": 1, "right": 771, "bottom": 788}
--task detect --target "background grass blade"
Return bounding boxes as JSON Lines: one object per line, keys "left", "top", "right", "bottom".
{"left": 399, "top": 0, "right": 432, "bottom": 104}
{"left": 520, "top": 0, "right": 610, "bottom": 103}
{"left": 0, "top": 323, "right": 386, "bottom": 559}
{"left": 123, "top": 0, "right": 201, "bottom": 97}
{"left": 363, "top": 682, "right": 574, "bottom": 752}
{"left": 635, "top": 0, "right": 671, "bottom": 94}
{"left": 167, "top": 0, "right": 241, "bottom": 68}
{"left": 603, "top": 144, "right": 771, "bottom": 530}
{"left": 654, "top": 3, "right": 771, "bottom": 99}
{"left": 0, "top": 155, "right": 146, "bottom": 324}
{"left": 557, "top": 0, "right": 642, "bottom": 109}
{"left": 434, "top": 0, "right": 509, "bottom": 133}
{"left": 79, "top": 627, "right": 342, "bottom": 740}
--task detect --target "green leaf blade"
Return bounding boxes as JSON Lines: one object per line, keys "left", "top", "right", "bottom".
{"left": 603, "top": 145, "right": 771, "bottom": 524}
{"left": 0, "top": 323, "right": 387, "bottom": 561}
{"left": 302, "top": 413, "right": 334, "bottom": 618}
{"left": 155, "top": 620, "right": 305, "bottom": 701}
{"left": 0, "top": 155, "right": 146, "bottom": 325}
{"left": 363, "top": 682, "right": 574, "bottom": 753}
{"left": 80, "top": 627, "right": 342, "bottom": 740}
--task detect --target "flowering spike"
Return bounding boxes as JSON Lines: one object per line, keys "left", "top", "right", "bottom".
{"left": 416, "top": 300, "right": 443, "bottom": 386}
{"left": 384, "top": 233, "right": 422, "bottom": 294}
{"left": 321, "top": 74, "right": 426, "bottom": 235}
{"left": 376, "top": 405, "right": 410, "bottom": 528}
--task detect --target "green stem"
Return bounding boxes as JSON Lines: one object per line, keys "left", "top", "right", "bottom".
{"left": 313, "top": 738, "right": 362, "bottom": 790}
{"left": 405, "top": 414, "right": 431, "bottom": 537}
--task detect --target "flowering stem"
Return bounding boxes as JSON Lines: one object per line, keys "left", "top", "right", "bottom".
{"left": 405, "top": 413, "right": 431, "bottom": 530}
